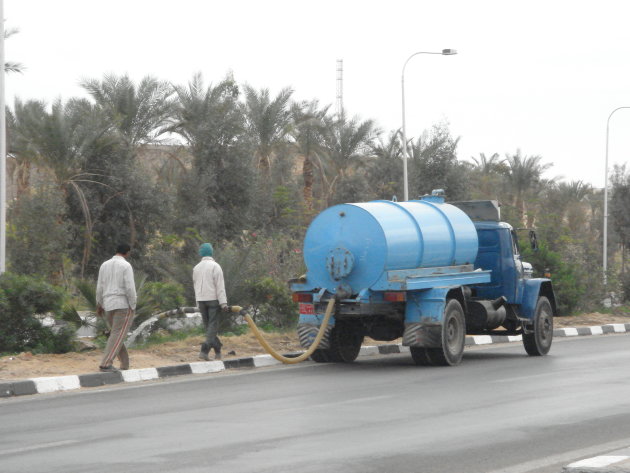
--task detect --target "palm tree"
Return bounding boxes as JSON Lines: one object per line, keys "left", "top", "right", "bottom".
{"left": 81, "top": 74, "right": 174, "bottom": 150}
{"left": 4, "top": 28, "right": 24, "bottom": 73}
{"left": 469, "top": 152, "right": 506, "bottom": 199}
{"left": 9, "top": 97, "right": 112, "bottom": 276}
{"left": 503, "top": 150, "right": 552, "bottom": 226}
{"left": 168, "top": 73, "right": 251, "bottom": 238}
{"left": 6, "top": 100, "right": 45, "bottom": 197}
{"left": 290, "top": 100, "right": 329, "bottom": 213}
{"left": 368, "top": 130, "right": 403, "bottom": 199}
{"left": 243, "top": 85, "right": 293, "bottom": 178}
{"left": 471, "top": 152, "right": 505, "bottom": 174}
{"left": 169, "top": 73, "right": 242, "bottom": 163}
{"left": 320, "top": 114, "right": 376, "bottom": 204}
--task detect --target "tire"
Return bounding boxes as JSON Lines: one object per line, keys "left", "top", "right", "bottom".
{"left": 310, "top": 349, "right": 331, "bottom": 363}
{"left": 426, "top": 299, "right": 466, "bottom": 366}
{"left": 410, "top": 347, "right": 433, "bottom": 366}
{"left": 523, "top": 296, "right": 553, "bottom": 356}
{"left": 328, "top": 322, "right": 364, "bottom": 363}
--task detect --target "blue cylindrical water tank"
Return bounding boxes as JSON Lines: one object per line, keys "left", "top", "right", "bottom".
{"left": 303, "top": 199, "right": 479, "bottom": 294}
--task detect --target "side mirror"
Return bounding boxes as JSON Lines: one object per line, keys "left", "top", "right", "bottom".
{"left": 529, "top": 230, "right": 539, "bottom": 251}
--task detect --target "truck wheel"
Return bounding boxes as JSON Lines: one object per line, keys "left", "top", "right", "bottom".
{"left": 310, "top": 349, "right": 331, "bottom": 363}
{"left": 426, "top": 299, "right": 466, "bottom": 366}
{"left": 329, "top": 322, "right": 364, "bottom": 363}
{"left": 410, "top": 347, "right": 433, "bottom": 366}
{"left": 523, "top": 296, "right": 553, "bottom": 356}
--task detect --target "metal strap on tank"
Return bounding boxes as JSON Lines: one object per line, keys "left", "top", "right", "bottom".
{"left": 374, "top": 200, "right": 424, "bottom": 268}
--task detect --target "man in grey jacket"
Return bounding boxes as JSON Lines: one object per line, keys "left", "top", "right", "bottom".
{"left": 193, "top": 242, "right": 228, "bottom": 360}
{"left": 96, "top": 243, "right": 137, "bottom": 372}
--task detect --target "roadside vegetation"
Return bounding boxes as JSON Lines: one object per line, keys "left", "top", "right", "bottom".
{"left": 3, "top": 73, "right": 629, "bottom": 354}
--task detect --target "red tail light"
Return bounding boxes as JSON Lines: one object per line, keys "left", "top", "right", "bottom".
{"left": 384, "top": 292, "right": 406, "bottom": 302}
{"left": 292, "top": 293, "right": 313, "bottom": 303}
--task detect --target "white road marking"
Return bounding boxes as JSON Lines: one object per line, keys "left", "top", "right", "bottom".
{"left": 0, "top": 439, "right": 79, "bottom": 456}
{"left": 567, "top": 455, "right": 629, "bottom": 468}
{"left": 484, "top": 437, "right": 630, "bottom": 473}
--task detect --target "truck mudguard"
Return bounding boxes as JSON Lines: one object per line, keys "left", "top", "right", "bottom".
{"left": 519, "top": 278, "right": 556, "bottom": 319}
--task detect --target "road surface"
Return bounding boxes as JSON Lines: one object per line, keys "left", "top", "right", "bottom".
{"left": 1, "top": 334, "right": 630, "bottom": 473}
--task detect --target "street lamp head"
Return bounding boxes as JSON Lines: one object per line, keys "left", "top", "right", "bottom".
{"left": 441, "top": 48, "right": 458, "bottom": 55}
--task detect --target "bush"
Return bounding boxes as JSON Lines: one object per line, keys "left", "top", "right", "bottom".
{"left": 244, "top": 277, "right": 298, "bottom": 329}
{"left": 621, "top": 272, "right": 630, "bottom": 303}
{"left": 522, "top": 242, "right": 584, "bottom": 315}
{"left": 0, "top": 273, "right": 75, "bottom": 354}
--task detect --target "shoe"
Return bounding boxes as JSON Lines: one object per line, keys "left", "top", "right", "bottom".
{"left": 198, "top": 352, "right": 210, "bottom": 361}
{"left": 99, "top": 365, "right": 119, "bottom": 373}
{"left": 214, "top": 353, "right": 222, "bottom": 361}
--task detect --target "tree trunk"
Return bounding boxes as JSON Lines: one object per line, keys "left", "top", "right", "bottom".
{"left": 257, "top": 151, "right": 271, "bottom": 180}
{"left": 515, "top": 193, "right": 526, "bottom": 227}
{"left": 303, "top": 154, "right": 313, "bottom": 212}
{"left": 16, "top": 160, "right": 31, "bottom": 198}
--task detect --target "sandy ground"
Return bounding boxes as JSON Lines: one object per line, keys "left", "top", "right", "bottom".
{"left": 1, "top": 312, "right": 628, "bottom": 381}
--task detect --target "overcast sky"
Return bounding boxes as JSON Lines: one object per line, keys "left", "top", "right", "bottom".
{"left": 5, "top": 0, "right": 630, "bottom": 188}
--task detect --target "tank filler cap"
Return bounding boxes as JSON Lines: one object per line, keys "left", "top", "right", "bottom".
{"left": 326, "top": 247, "right": 355, "bottom": 281}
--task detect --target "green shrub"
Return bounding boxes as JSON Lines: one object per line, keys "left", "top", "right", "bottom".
{"left": 245, "top": 277, "right": 298, "bottom": 329}
{"left": 522, "top": 243, "right": 583, "bottom": 315}
{"left": 0, "top": 273, "right": 75, "bottom": 354}
{"left": 136, "top": 280, "right": 186, "bottom": 322}
{"left": 621, "top": 272, "right": 630, "bottom": 303}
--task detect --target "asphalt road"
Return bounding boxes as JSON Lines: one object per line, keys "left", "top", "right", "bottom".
{"left": 2, "top": 334, "right": 630, "bottom": 473}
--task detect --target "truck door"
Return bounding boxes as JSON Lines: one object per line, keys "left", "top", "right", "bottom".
{"left": 510, "top": 230, "right": 524, "bottom": 300}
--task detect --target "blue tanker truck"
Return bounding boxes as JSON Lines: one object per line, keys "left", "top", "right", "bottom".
{"left": 289, "top": 192, "right": 556, "bottom": 366}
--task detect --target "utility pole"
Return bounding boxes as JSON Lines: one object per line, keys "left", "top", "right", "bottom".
{"left": 0, "top": 0, "right": 7, "bottom": 273}
{"left": 336, "top": 59, "right": 343, "bottom": 118}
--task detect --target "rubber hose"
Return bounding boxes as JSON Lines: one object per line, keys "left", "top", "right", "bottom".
{"left": 245, "top": 298, "right": 336, "bottom": 364}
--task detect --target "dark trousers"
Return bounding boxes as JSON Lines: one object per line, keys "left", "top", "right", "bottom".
{"left": 198, "top": 300, "right": 222, "bottom": 354}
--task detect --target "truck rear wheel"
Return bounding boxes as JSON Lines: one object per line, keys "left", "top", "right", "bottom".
{"left": 329, "top": 322, "right": 364, "bottom": 363}
{"left": 410, "top": 347, "right": 433, "bottom": 365}
{"left": 310, "top": 349, "right": 331, "bottom": 363}
{"left": 523, "top": 296, "right": 553, "bottom": 356}
{"left": 426, "top": 299, "right": 466, "bottom": 366}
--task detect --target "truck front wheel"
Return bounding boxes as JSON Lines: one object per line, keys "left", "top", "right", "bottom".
{"left": 424, "top": 299, "right": 466, "bottom": 366}
{"left": 523, "top": 296, "right": 553, "bottom": 356}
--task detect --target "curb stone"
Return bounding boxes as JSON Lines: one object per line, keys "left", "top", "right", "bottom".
{"left": 1, "top": 322, "right": 628, "bottom": 399}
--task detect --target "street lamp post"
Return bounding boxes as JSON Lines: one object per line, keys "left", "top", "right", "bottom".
{"left": 401, "top": 48, "right": 457, "bottom": 201}
{"left": 0, "top": 0, "right": 6, "bottom": 274}
{"left": 603, "top": 106, "right": 630, "bottom": 286}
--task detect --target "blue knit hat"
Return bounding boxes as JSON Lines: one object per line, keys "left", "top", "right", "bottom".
{"left": 199, "top": 243, "right": 214, "bottom": 257}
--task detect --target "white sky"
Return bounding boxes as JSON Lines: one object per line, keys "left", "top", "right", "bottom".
{"left": 5, "top": 0, "right": 630, "bottom": 188}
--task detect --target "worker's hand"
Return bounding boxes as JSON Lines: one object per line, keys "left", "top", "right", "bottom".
{"left": 221, "top": 304, "right": 230, "bottom": 313}
{"left": 96, "top": 305, "right": 104, "bottom": 317}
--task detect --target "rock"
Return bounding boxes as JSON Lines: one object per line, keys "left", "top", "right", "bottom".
{"left": 76, "top": 340, "right": 98, "bottom": 352}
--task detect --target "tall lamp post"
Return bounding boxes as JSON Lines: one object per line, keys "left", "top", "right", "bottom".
{"left": 0, "top": 0, "right": 6, "bottom": 274}
{"left": 603, "top": 106, "right": 630, "bottom": 286}
{"left": 401, "top": 48, "right": 457, "bottom": 201}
